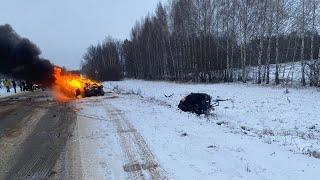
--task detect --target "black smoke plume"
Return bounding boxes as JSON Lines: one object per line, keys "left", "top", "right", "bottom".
{"left": 0, "top": 24, "right": 54, "bottom": 86}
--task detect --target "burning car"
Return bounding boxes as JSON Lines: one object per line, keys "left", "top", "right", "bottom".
{"left": 53, "top": 67, "right": 104, "bottom": 101}
{"left": 81, "top": 83, "right": 105, "bottom": 97}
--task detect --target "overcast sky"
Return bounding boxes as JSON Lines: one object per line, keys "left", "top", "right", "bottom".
{"left": 0, "top": 0, "right": 165, "bottom": 69}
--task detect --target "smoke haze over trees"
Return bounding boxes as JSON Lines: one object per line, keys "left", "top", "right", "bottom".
{"left": 0, "top": 24, "right": 54, "bottom": 85}
{"left": 82, "top": 0, "right": 320, "bottom": 87}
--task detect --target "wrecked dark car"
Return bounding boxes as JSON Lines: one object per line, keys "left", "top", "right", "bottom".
{"left": 178, "top": 93, "right": 213, "bottom": 115}
{"left": 84, "top": 83, "right": 105, "bottom": 97}
{"left": 76, "top": 83, "right": 105, "bottom": 97}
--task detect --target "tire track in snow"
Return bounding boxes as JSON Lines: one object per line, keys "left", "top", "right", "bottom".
{"left": 105, "top": 104, "right": 168, "bottom": 180}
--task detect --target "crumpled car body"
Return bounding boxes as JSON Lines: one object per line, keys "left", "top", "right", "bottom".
{"left": 84, "top": 83, "right": 105, "bottom": 97}
{"left": 76, "top": 83, "right": 105, "bottom": 97}
{"left": 178, "top": 93, "right": 212, "bottom": 115}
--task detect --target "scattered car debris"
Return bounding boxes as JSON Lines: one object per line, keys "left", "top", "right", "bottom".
{"left": 309, "top": 125, "right": 317, "bottom": 130}
{"left": 164, "top": 93, "right": 174, "bottom": 98}
{"left": 180, "top": 132, "right": 188, "bottom": 137}
{"left": 216, "top": 121, "right": 227, "bottom": 126}
{"left": 241, "top": 126, "right": 251, "bottom": 131}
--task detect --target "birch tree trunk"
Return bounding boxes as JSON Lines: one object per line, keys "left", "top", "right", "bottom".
{"left": 266, "top": 36, "right": 271, "bottom": 84}
{"left": 275, "top": 0, "right": 280, "bottom": 85}
{"left": 301, "top": 0, "right": 306, "bottom": 86}
{"left": 310, "top": 0, "right": 316, "bottom": 86}
{"left": 258, "top": 37, "right": 263, "bottom": 84}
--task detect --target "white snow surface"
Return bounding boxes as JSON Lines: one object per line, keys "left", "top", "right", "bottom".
{"left": 75, "top": 80, "right": 320, "bottom": 180}
{"left": 0, "top": 87, "right": 21, "bottom": 98}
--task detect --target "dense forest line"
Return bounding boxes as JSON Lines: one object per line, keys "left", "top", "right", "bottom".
{"left": 81, "top": 0, "right": 320, "bottom": 86}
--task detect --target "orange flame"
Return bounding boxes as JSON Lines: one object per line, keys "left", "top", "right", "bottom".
{"left": 52, "top": 66, "right": 99, "bottom": 102}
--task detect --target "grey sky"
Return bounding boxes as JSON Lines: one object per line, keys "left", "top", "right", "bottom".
{"left": 0, "top": 0, "right": 165, "bottom": 69}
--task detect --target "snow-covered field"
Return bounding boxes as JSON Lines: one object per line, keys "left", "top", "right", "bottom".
{"left": 91, "top": 79, "right": 320, "bottom": 180}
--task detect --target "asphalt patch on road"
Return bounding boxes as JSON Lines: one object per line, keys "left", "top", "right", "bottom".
{"left": 3, "top": 97, "right": 76, "bottom": 179}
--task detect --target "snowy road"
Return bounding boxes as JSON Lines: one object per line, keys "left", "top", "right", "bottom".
{"left": 70, "top": 85, "right": 320, "bottom": 180}
{"left": 0, "top": 91, "right": 76, "bottom": 180}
